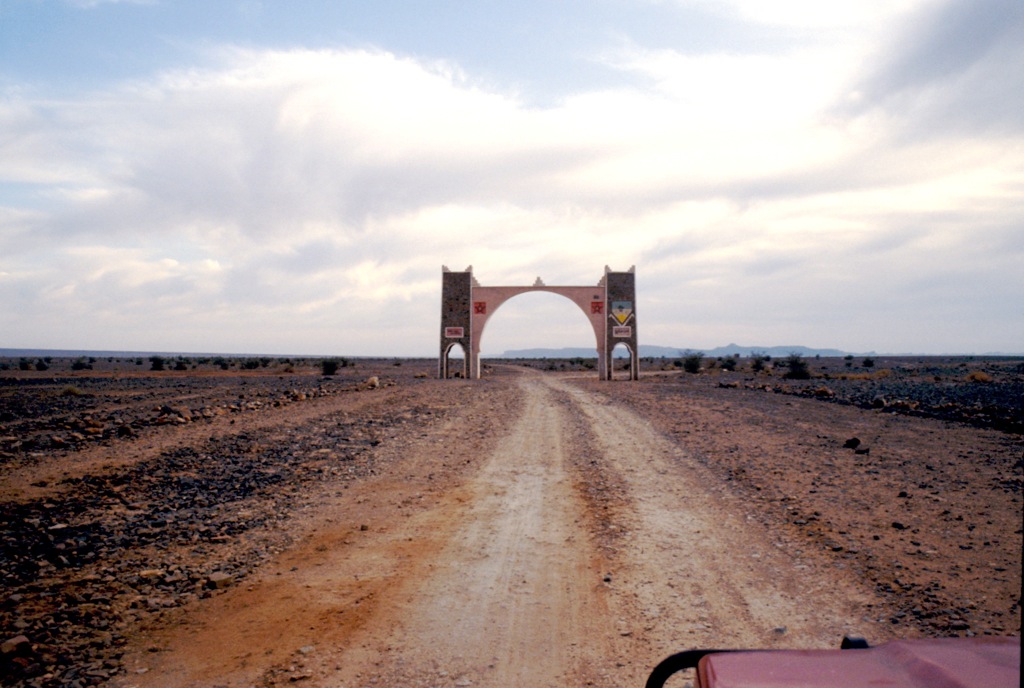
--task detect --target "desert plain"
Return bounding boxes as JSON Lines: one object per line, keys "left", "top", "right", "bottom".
{"left": 1, "top": 354, "right": 1021, "bottom": 687}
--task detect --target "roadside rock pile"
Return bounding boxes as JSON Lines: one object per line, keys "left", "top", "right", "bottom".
{"left": 709, "top": 359, "right": 1024, "bottom": 434}
{"left": 0, "top": 377, "right": 354, "bottom": 464}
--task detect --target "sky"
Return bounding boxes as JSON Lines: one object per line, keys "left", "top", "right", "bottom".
{"left": 1, "top": 0, "right": 1022, "bottom": 357}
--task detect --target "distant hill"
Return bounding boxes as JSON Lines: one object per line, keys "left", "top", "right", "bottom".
{"left": 493, "top": 343, "right": 856, "bottom": 359}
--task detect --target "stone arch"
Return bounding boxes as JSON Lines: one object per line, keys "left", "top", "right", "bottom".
{"left": 609, "top": 341, "right": 637, "bottom": 381}
{"left": 475, "top": 287, "right": 605, "bottom": 366}
{"left": 439, "top": 266, "right": 638, "bottom": 380}
{"left": 440, "top": 341, "right": 467, "bottom": 379}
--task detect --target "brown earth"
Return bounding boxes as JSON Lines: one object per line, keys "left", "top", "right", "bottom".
{"left": 0, "top": 356, "right": 1020, "bottom": 687}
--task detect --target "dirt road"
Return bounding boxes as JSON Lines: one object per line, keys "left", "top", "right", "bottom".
{"left": 114, "top": 370, "right": 891, "bottom": 687}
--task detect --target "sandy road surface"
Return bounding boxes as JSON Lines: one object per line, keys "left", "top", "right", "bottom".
{"left": 116, "top": 370, "right": 888, "bottom": 687}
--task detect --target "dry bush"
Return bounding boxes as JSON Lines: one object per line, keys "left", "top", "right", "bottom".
{"left": 838, "top": 369, "right": 892, "bottom": 381}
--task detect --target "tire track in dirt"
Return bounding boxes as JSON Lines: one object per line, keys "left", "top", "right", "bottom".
{"left": 548, "top": 375, "right": 895, "bottom": 684}
{"left": 300, "top": 374, "right": 617, "bottom": 687}
{"left": 112, "top": 370, "right": 892, "bottom": 687}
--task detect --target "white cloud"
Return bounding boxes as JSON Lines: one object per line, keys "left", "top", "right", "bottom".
{"left": 2, "top": 18, "right": 1022, "bottom": 355}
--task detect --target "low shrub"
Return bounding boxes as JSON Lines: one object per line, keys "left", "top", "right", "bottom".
{"left": 681, "top": 351, "right": 703, "bottom": 374}
{"left": 782, "top": 353, "right": 811, "bottom": 380}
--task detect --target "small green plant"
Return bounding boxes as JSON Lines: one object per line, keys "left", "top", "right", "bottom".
{"left": 782, "top": 353, "right": 811, "bottom": 380}
{"left": 34, "top": 360, "right": 49, "bottom": 372}
{"left": 149, "top": 356, "right": 165, "bottom": 371}
{"left": 681, "top": 351, "right": 703, "bottom": 374}
{"left": 71, "top": 359, "right": 92, "bottom": 370}
{"left": 321, "top": 359, "right": 340, "bottom": 376}
{"left": 862, "top": 357, "right": 875, "bottom": 368}
{"left": 720, "top": 357, "right": 737, "bottom": 371}
{"left": 750, "top": 352, "right": 769, "bottom": 372}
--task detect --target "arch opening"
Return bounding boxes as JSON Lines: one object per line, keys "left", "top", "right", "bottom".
{"left": 479, "top": 291, "right": 597, "bottom": 361}
{"left": 610, "top": 342, "right": 635, "bottom": 381}
{"left": 441, "top": 342, "right": 467, "bottom": 379}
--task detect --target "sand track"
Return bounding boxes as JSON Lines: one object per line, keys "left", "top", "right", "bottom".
{"left": 113, "top": 370, "right": 894, "bottom": 687}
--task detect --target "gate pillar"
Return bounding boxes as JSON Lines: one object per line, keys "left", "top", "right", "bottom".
{"left": 603, "top": 266, "right": 639, "bottom": 380}
{"left": 438, "top": 267, "right": 474, "bottom": 379}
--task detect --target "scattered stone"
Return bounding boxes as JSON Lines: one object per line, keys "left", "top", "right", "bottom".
{"left": 2, "top": 635, "right": 30, "bottom": 655}
{"left": 159, "top": 404, "right": 192, "bottom": 422}
{"left": 843, "top": 438, "right": 861, "bottom": 449}
{"left": 206, "top": 572, "right": 234, "bottom": 589}
{"left": 854, "top": 445, "right": 871, "bottom": 455}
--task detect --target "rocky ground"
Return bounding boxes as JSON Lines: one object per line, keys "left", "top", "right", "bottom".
{"left": 1, "top": 359, "right": 463, "bottom": 686}
{"left": 0, "top": 355, "right": 1020, "bottom": 687}
{"left": 576, "top": 356, "right": 1023, "bottom": 635}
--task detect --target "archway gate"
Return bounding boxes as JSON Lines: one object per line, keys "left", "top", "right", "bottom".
{"left": 439, "top": 265, "right": 638, "bottom": 380}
